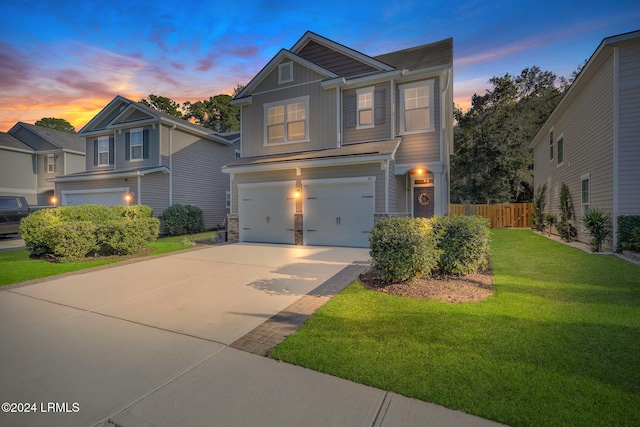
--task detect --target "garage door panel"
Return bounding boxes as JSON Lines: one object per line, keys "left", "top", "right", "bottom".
{"left": 62, "top": 191, "right": 127, "bottom": 206}
{"left": 303, "top": 180, "right": 374, "bottom": 248}
{"left": 239, "top": 184, "right": 294, "bottom": 245}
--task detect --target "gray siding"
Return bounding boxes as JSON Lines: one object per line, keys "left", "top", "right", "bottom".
{"left": 343, "top": 82, "right": 392, "bottom": 144}
{"left": 394, "top": 77, "right": 442, "bottom": 165}
{"left": 618, "top": 40, "right": 640, "bottom": 215}
{"left": 140, "top": 172, "right": 169, "bottom": 219}
{"left": 9, "top": 127, "right": 55, "bottom": 150}
{"left": 533, "top": 54, "right": 615, "bottom": 246}
{"left": 254, "top": 60, "right": 327, "bottom": 93}
{"left": 0, "top": 149, "right": 37, "bottom": 204}
{"left": 388, "top": 161, "right": 409, "bottom": 213}
{"left": 65, "top": 152, "right": 86, "bottom": 175}
{"left": 37, "top": 153, "right": 58, "bottom": 192}
{"left": 115, "top": 125, "right": 161, "bottom": 169}
{"left": 85, "top": 134, "right": 112, "bottom": 171}
{"left": 171, "top": 130, "right": 235, "bottom": 229}
{"left": 241, "top": 75, "right": 338, "bottom": 157}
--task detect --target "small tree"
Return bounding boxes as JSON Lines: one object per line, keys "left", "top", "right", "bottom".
{"left": 582, "top": 208, "right": 611, "bottom": 252}
{"left": 543, "top": 213, "right": 556, "bottom": 236}
{"left": 557, "top": 183, "right": 577, "bottom": 241}
{"left": 532, "top": 183, "right": 547, "bottom": 231}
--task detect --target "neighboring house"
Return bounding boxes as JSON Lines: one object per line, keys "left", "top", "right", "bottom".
{"left": 530, "top": 30, "right": 640, "bottom": 250}
{"left": 51, "top": 95, "right": 239, "bottom": 230}
{"left": 0, "top": 122, "right": 85, "bottom": 206}
{"left": 223, "top": 31, "right": 453, "bottom": 247}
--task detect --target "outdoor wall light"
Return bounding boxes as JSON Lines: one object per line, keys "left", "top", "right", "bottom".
{"left": 294, "top": 188, "right": 301, "bottom": 198}
{"left": 50, "top": 195, "right": 59, "bottom": 206}
{"left": 124, "top": 193, "right": 134, "bottom": 205}
{"left": 416, "top": 168, "right": 424, "bottom": 175}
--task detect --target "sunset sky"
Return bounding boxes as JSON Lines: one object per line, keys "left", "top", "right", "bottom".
{"left": 1, "top": 0, "right": 639, "bottom": 132}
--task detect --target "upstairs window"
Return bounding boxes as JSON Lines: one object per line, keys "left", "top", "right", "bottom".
{"left": 265, "top": 96, "right": 309, "bottom": 145}
{"left": 400, "top": 80, "right": 434, "bottom": 134}
{"left": 278, "top": 62, "right": 293, "bottom": 84}
{"left": 97, "top": 137, "right": 111, "bottom": 166}
{"left": 581, "top": 173, "right": 590, "bottom": 223}
{"left": 557, "top": 135, "right": 564, "bottom": 165}
{"left": 125, "top": 128, "right": 149, "bottom": 161}
{"left": 356, "top": 87, "right": 374, "bottom": 129}
{"left": 46, "top": 154, "right": 55, "bottom": 173}
{"left": 549, "top": 129, "right": 554, "bottom": 161}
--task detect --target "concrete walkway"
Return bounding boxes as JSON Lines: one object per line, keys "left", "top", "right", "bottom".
{"left": 0, "top": 243, "right": 505, "bottom": 427}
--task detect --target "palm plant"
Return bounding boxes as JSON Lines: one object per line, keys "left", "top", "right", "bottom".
{"left": 582, "top": 207, "right": 610, "bottom": 252}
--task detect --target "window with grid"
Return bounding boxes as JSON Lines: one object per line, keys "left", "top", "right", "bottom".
{"left": 265, "top": 96, "right": 309, "bottom": 144}
{"left": 400, "top": 80, "right": 434, "bottom": 134}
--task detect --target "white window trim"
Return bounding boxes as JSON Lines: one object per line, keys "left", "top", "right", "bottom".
{"left": 356, "top": 86, "right": 375, "bottom": 130}
{"left": 580, "top": 172, "right": 591, "bottom": 230}
{"left": 263, "top": 95, "right": 310, "bottom": 146}
{"left": 556, "top": 132, "right": 565, "bottom": 167}
{"left": 98, "top": 136, "right": 110, "bottom": 166}
{"left": 549, "top": 128, "right": 554, "bottom": 162}
{"left": 130, "top": 127, "right": 144, "bottom": 162}
{"left": 46, "top": 154, "right": 55, "bottom": 173}
{"left": 234, "top": 149, "right": 241, "bottom": 159}
{"left": 278, "top": 61, "right": 293, "bottom": 84}
{"left": 400, "top": 80, "right": 435, "bottom": 135}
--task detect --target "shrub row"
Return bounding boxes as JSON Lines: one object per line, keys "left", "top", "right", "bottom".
{"left": 369, "top": 215, "right": 490, "bottom": 283}
{"left": 618, "top": 215, "right": 640, "bottom": 252}
{"left": 161, "top": 204, "right": 205, "bottom": 236}
{"left": 20, "top": 204, "right": 159, "bottom": 261}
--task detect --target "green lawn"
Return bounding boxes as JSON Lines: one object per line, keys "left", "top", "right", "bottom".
{"left": 270, "top": 229, "right": 640, "bottom": 427}
{"left": 0, "top": 231, "right": 217, "bottom": 286}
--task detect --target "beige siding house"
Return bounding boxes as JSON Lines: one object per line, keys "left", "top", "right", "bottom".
{"left": 51, "top": 96, "right": 239, "bottom": 230}
{"left": 0, "top": 123, "right": 85, "bottom": 206}
{"left": 224, "top": 32, "right": 454, "bottom": 247}
{"left": 530, "top": 30, "right": 640, "bottom": 250}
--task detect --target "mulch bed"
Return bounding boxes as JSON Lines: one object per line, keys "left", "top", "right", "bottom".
{"left": 359, "top": 266, "right": 493, "bottom": 303}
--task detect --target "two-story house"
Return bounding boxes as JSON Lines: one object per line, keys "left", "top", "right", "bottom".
{"left": 51, "top": 95, "right": 239, "bottom": 230}
{"left": 223, "top": 31, "right": 453, "bottom": 248}
{"left": 0, "top": 122, "right": 85, "bottom": 206}
{"left": 530, "top": 30, "right": 640, "bottom": 250}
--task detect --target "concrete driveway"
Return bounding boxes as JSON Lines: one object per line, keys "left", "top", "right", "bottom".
{"left": 0, "top": 243, "right": 503, "bottom": 427}
{"left": 0, "top": 234, "right": 25, "bottom": 252}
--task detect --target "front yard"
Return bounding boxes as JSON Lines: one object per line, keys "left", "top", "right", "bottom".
{"left": 270, "top": 229, "right": 640, "bottom": 427}
{"left": 0, "top": 231, "right": 218, "bottom": 286}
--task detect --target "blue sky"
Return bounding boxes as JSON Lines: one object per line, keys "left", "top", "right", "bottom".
{"left": 1, "top": 0, "right": 638, "bottom": 131}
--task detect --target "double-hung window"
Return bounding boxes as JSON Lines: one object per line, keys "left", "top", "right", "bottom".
{"left": 129, "top": 128, "right": 143, "bottom": 161}
{"left": 98, "top": 137, "right": 110, "bottom": 166}
{"left": 265, "top": 96, "right": 309, "bottom": 145}
{"left": 557, "top": 134, "right": 564, "bottom": 165}
{"left": 356, "top": 87, "right": 374, "bottom": 129}
{"left": 46, "top": 154, "right": 55, "bottom": 173}
{"left": 549, "top": 129, "right": 554, "bottom": 161}
{"left": 400, "top": 80, "right": 434, "bottom": 134}
{"left": 581, "top": 173, "right": 590, "bottom": 221}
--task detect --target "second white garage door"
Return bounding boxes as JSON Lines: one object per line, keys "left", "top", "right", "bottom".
{"left": 302, "top": 177, "right": 375, "bottom": 248}
{"left": 61, "top": 188, "right": 128, "bottom": 206}
{"left": 238, "top": 181, "right": 295, "bottom": 244}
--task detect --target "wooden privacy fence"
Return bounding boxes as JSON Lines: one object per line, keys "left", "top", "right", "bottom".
{"left": 450, "top": 203, "right": 533, "bottom": 229}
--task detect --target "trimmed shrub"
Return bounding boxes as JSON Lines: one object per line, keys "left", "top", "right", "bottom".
{"left": 20, "top": 204, "right": 159, "bottom": 261}
{"left": 43, "top": 221, "right": 97, "bottom": 261}
{"left": 369, "top": 217, "right": 440, "bottom": 283}
{"left": 161, "top": 204, "right": 205, "bottom": 236}
{"left": 431, "top": 215, "right": 490, "bottom": 275}
{"left": 96, "top": 217, "right": 160, "bottom": 255}
{"left": 618, "top": 215, "right": 640, "bottom": 252}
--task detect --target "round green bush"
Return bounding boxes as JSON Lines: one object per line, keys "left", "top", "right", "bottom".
{"left": 431, "top": 215, "right": 490, "bottom": 275}
{"left": 369, "top": 217, "right": 440, "bottom": 283}
{"left": 161, "top": 204, "right": 205, "bottom": 236}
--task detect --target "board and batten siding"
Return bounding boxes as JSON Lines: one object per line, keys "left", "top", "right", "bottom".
{"left": 343, "top": 82, "right": 392, "bottom": 144}
{"left": 0, "top": 149, "right": 37, "bottom": 204}
{"left": 393, "top": 77, "right": 441, "bottom": 165}
{"left": 170, "top": 130, "right": 235, "bottom": 229}
{"left": 241, "top": 64, "right": 338, "bottom": 157}
{"left": 534, "top": 53, "right": 615, "bottom": 246}
{"left": 617, "top": 40, "right": 640, "bottom": 215}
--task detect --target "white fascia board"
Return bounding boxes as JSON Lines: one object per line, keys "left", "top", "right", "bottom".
{"left": 222, "top": 154, "right": 392, "bottom": 174}
{"left": 0, "top": 145, "right": 34, "bottom": 155}
{"left": 321, "top": 70, "right": 404, "bottom": 90}
{"left": 48, "top": 167, "right": 169, "bottom": 183}
{"left": 230, "top": 95, "right": 252, "bottom": 106}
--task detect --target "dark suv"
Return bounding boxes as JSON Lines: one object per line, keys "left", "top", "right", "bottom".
{"left": 0, "top": 196, "right": 30, "bottom": 236}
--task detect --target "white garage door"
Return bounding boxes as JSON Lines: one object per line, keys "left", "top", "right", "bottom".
{"left": 62, "top": 189, "right": 128, "bottom": 206}
{"left": 238, "top": 181, "right": 295, "bottom": 244}
{"left": 303, "top": 178, "right": 375, "bottom": 248}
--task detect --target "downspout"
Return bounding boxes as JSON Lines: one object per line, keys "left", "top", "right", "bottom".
{"left": 137, "top": 173, "right": 141, "bottom": 205}
{"left": 384, "top": 160, "right": 389, "bottom": 214}
{"left": 169, "top": 123, "right": 176, "bottom": 205}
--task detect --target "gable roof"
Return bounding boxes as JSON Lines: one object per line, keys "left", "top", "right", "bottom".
{"left": 0, "top": 131, "right": 33, "bottom": 153}
{"left": 79, "top": 95, "right": 236, "bottom": 145}
{"left": 374, "top": 37, "right": 453, "bottom": 71}
{"left": 530, "top": 29, "right": 640, "bottom": 148}
{"left": 8, "top": 122, "right": 85, "bottom": 153}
